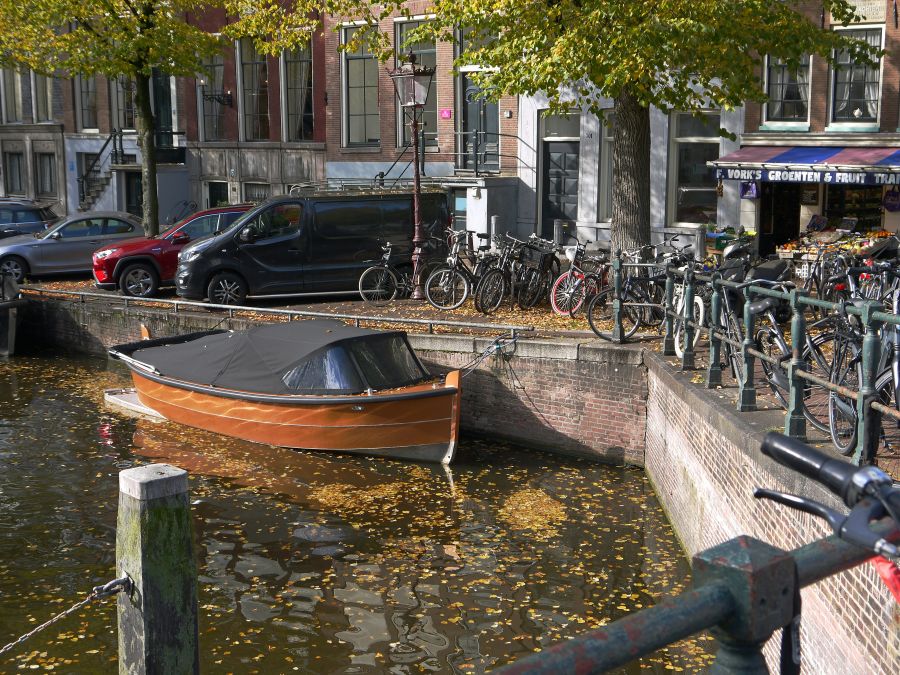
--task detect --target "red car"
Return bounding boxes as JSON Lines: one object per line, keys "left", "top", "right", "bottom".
{"left": 93, "top": 205, "right": 251, "bottom": 297}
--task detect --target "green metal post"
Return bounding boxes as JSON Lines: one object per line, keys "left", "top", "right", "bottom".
{"left": 611, "top": 250, "right": 624, "bottom": 343}
{"left": 681, "top": 266, "right": 696, "bottom": 370}
{"left": 663, "top": 265, "right": 675, "bottom": 356}
{"left": 738, "top": 286, "right": 757, "bottom": 412}
{"left": 853, "top": 301, "right": 884, "bottom": 465}
{"left": 706, "top": 274, "right": 723, "bottom": 388}
{"left": 784, "top": 289, "right": 808, "bottom": 440}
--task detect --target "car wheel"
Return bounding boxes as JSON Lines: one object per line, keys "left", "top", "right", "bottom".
{"left": 119, "top": 263, "right": 160, "bottom": 297}
{"left": 207, "top": 272, "right": 248, "bottom": 306}
{"left": 0, "top": 255, "right": 28, "bottom": 284}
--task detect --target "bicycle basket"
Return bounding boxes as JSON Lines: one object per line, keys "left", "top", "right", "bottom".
{"left": 520, "top": 242, "right": 555, "bottom": 271}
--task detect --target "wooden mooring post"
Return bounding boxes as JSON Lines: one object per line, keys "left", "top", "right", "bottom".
{"left": 116, "top": 464, "right": 199, "bottom": 674}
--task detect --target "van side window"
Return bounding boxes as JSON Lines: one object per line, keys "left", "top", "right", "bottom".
{"left": 314, "top": 201, "right": 379, "bottom": 238}
{"left": 247, "top": 203, "right": 303, "bottom": 240}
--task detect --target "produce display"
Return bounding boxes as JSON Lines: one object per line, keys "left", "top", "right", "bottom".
{"left": 776, "top": 229, "right": 894, "bottom": 258}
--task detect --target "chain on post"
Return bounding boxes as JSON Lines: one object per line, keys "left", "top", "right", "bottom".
{"left": 0, "top": 577, "right": 131, "bottom": 658}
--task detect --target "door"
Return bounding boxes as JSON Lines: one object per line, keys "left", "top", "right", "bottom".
{"left": 541, "top": 141, "right": 580, "bottom": 240}
{"left": 207, "top": 181, "right": 228, "bottom": 208}
{"left": 759, "top": 183, "right": 802, "bottom": 256}
{"left": 38, "top": 216, "right": 107, "bottom": 272}
{"left": 124, "top": 172, "right": 142, "bottom": 217}
{"left": 460, "top": 78, "right": 499, "bottom": 171}
{"left": 306, "top": 199, "right": 382, "bottom": 292}
{"left": 235, "top": 201, "right": 306, "bottom": 295}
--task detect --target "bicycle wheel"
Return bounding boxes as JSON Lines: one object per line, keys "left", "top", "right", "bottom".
{"left": 550, "top": 272, "right": 583, "bottom": 315}
{"left": 872, "top": 369, "right": 900, "bottom": 479}
{"left": 722, "top": 311, "right": 745, "bottom": 388}
{"left": 586, "top": 288, "right": 640, "bottom": 340}
{"left": 570, "top": 274, "right": 603, "bottom": 319}
{"left": 425, "top": 267, "right": 469, "bottom": 310}
{"left": 674, "top": 295, "right": 706, "bottom": 359}
{"left": 517, "top": 268, "right": 545, "bottom": 309}
{"left": 828, "top": 341, "right": 860, "bottom": 456}
{"left": 358, "top": 266, "right": 399, "bottom": 305}
{"left": 475, "top": 268, "right": 507, "bottom": 315}
{"left": 801, "top": 331, "right": 837, "bottom": 434}
{"left": 629, "top": 277, "right": 666, "bottom": 329}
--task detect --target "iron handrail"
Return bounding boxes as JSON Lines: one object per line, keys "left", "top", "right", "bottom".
{"left": 21, "top": 287, "right": 534, "bottom": 339}
{"left": 78, "top": 130, "right": 120, "bottom": 202}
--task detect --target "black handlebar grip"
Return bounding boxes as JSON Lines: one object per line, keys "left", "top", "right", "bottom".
{"left": 761, "top": 432, "right": 856, "bottom": 503}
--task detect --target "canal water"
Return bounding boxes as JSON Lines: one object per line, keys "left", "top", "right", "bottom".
{"left": 0, "top": 353, "right": 713, "bottom": 673}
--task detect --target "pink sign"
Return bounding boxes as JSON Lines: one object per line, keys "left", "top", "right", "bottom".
{"left": 440, "top": 108, "right": 452, "bottom": 120}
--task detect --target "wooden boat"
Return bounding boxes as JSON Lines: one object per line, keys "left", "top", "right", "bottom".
{"left": 108, "top": 320, "right": 461, "bottom": 464}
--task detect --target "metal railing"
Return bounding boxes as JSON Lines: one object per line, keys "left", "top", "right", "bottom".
{"left": 599, "top": 251, "right": 900, "bottom": 466}
{"left": 21, "top": 287, "right": 534, "bottom": 339}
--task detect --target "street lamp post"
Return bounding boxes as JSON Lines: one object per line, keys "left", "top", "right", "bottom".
{"left": 388, "top": 53, "right": 435, "bottom": 300}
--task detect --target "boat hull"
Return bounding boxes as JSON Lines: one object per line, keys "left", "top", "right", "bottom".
{"left": 128, "top": 369, "right": 462, "bottom": 464}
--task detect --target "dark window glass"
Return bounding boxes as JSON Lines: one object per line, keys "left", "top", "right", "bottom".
{"left": 61, "top": 218, "right": 103, "bottom": 238}
{"left": 344, "top": 27, "right": 380, "bottom": 146}
{"left": 766, "top": 55, "right": 810, "bottom": 122}
{"left": 104, "top": 219, "right": 135, "bottom": 235}
{"left": 832, "top": 29, "right": 881, "bottom": 122}
{"left": 221, "top": 211, "right": 246, "bottom": 227}
{"left": 200, "top": 53, "right": 226, "bottom": 142}
{"left": 79, "top": 76, "right": 97, "bottom": 129}
{"left": 396, "top": 21, "right": 437, "bottom": 147}
{"left": 348, "top": 335, "right": 426, "bottom": 390}
{"left": 179, "top": 215, "right": 219, "bottom": 240}
{"left": 246, "top": 202, "right": 303, "bottom": 240}
{"left": 115, "top": 77, "right": 137, "bottom": 129}
{"left": 241, "top": 38, "right": 270, "bottom": 140}
{"left": 35, "top": 153, "right": 56, "bottom": 197}
{"left": 285, "top": 45, "right": 314, "bottom": 141}
{"left": 34, "top": 73, "right": 52, "bottom": 122}
{"left": 3, "top": 152, "right": 24, "bottom": 195}
{"left": 12, "top": 208, "right": 38, "bottom": 223}
{"left": 282, "top": 346, "right": 364, "bottom": 392}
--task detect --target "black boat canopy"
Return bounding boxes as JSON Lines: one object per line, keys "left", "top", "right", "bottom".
{"left": 129, "top": 320, "right": 430, "bottom": 395}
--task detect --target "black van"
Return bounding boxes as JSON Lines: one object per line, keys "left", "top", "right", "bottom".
{"left": 175, "top": 188, "right": 450, "bottom": 304}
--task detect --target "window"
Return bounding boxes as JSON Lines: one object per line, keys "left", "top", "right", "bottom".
{"left": 78, "top": 76, "right": 98, "bottom": 129}
{"left": 61, "top": 218, "right": 104, "bottom": 237}
{"left": 599, "top": 114, "right": 615, "bottom": 221}
{"left": 35, "top": 153, "right": 56, "bottom": 197}
{"left": 240, "top": 38, "right": 269, "bottom": 141}
{"left": 765, "top": 55, "right": 810, "bottom": 122}
{"left": 104, "top": 219, "right": 136, "bottom": 235}
{"left": 314, "top": 201, "right": 380, "bottom": 238}
{"left": 282, "top": 346, "right": 364, "bottom": 393}
{"left": 832, "top": 28, "right": 882, "bottom": 123}
{"left": 245, "top": 202, "right": 303, "bottom": 240}
{"left": 3, "top": 152, "right": 24, "bottom": 194}
{"left": 243, "top": 182, "right": 270, "bottom": 202}
{"left": 343, "top": 26, "right": 380, "bottom": 146}
{"left": 669, "top": 112, "right": 720, "bottom": 226}
{"left": 200, "top": 53, "right": 226, "bottom": 142}
{"left": 114, "top": 77, "right": 136, "bottom": 130}
{"left": 396, "top": 21, "right": 437, "bottom": 147}
{"left": 178, "top": 214, "right": 220, "bottom": 240}
{"left": 207, "top": 181, "right": 229, "bottom": 207}
{"left": 2, "top": 69, "right": 22, "bottom": 123}
{"left": 33, "top": 73, "right": 53, "bottom": 122}
{"left": 284, "top": 45, "right": 314, "bottom": 141}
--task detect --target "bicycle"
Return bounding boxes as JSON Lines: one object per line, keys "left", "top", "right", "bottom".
{"left": 357, "top": 240, "right": 441, "bottom": 305}
{"left": 516, "top": 234, "right": 560, "bottom": 309}
{"left": 550, "top": 238, "right": 608, "bottom": 316}
{"left": 472, "top": 233, "right": 530, "bottom": 314}
{"left": 425, "top": 229, "right": 498, "bottom": 310}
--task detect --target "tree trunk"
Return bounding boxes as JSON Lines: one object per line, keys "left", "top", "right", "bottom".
{"left": 610, "top": 89, "right": 651, "bottom": 255}
{"left": 134, "top": 73, "right": 159, "bottom": 237}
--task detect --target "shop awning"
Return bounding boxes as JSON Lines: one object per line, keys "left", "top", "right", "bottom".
{"left": 710, "top": 146, "right": 900, "bottom": 185}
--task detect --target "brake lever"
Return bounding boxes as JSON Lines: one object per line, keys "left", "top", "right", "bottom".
{"left": 754, "top": 488, "right": 846, "bottom": 532}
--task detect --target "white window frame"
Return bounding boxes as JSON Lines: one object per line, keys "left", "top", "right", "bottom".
{"left": 761, "top": 54, "right": 811, "bottom": 131}
{"left": 393, "top": 16, "right": 438, "bottom": 149}
{"left": 34, "top": 151, "right": 56, "bottom": 197}
{"left": 31, "top": 71, "right": 53, "bottom": 123}
{"left": 667, "top": 110, "right": 722, "bottom": 228}
{"left": 280, "top": 41, "right": 315, "bottom": 143}
{"left": 1, "top": 69, "right": 23, "bottom": 124}
{"left": 341, "top": 23, "right": 380, "bottom": 148}
{"left": 237, "top": 38, "right": 270, "bottom": 143}
{"left": 75, "top": 75, "right": 99, "bottom": 132}
{"left": 826, "top": 24, "right": 885, "bottom": 132}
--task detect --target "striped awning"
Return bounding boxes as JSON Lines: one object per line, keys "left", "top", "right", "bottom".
{"left": 710, "top": 146, "right": 900, "bottom": 185}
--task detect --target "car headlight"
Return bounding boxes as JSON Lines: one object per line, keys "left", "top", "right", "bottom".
{"left": 94, "top": 248, "right": 119, "bottom": 260}
{"left": 179, "top": 248, "right": 202, "bottom": 264}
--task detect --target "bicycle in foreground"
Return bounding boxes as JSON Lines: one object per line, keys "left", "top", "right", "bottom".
{"left": 497, "top": 433, "right": 900, "bottom": 673}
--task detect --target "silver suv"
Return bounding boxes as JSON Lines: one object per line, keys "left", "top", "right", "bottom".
{"left": 0, "top": 199, "right": 60, "bottom": 239}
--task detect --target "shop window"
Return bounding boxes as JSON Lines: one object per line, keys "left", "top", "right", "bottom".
{"left": 832, "top": 28, "right": 882, "bottom": 123}
{"left": 668, "top": 112, "right": 721, "bottom": 226}
{"left": 34, "top": 153, "right": 56, "bottom": 197}
{"left": 241, "top": 38, "right": 270, "bottom": 141}
{"left": 396, "top": 20, "right": 437, "bottom": 147}
{"left": 284, "top": 45, "right": 314, "bottom": 142}
{"left": 200, "top": 52, "right": 227, "bottom": 142}
{"left": 824, "top": 185, "right": 883, "bottom": 233}
{"left": 33, "top": 73, "right": 53, "bottom": 122}
{"left": 765, "top": 55, "right": 810, "bottom": 123}
{"left": 2, "top": 69, "right": 22, "bottom": 123}
{"left": 343, "top": 26, "right": 380, "bottom": 147}
{"left": 3, "top": 152, "right": 23, "bottom": 195}
{"left": 599, "top": 113, "right": 615, "bottom": 222}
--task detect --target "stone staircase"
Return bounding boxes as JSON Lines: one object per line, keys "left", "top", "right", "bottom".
{"left": 79, "top": 170, "right": 113, "bottom": 211}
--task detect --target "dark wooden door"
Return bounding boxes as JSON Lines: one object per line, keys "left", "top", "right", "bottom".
{"left": 541, "top": 141, "right": 580, "bottom": 240}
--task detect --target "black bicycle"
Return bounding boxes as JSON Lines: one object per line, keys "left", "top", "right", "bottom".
{"left": 425, "top": 229, "right": 497, "bottom": 310}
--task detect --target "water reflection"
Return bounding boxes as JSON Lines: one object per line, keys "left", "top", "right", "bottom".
{"left": 0, "top": 354, "right": 714, "bottom": 673}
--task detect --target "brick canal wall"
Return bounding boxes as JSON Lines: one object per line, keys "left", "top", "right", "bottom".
{"left": 20, "top": 297, "right": 648, "bottom": 464}
{"left": 21, "top": 296, "right": 897, "bottom": 671}
{"left": 644, "top": 353, "right": 899, "bottom": 674}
